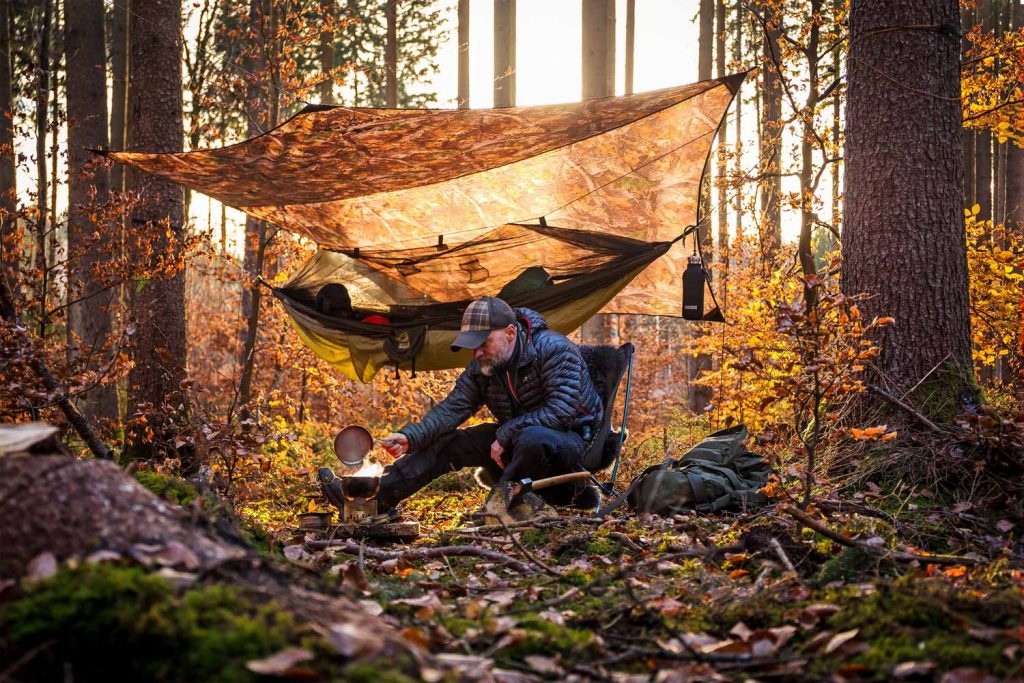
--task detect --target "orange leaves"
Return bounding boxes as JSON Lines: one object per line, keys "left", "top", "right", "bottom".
{"left": 849, "top": 425, "right": 898, "bottom": 442}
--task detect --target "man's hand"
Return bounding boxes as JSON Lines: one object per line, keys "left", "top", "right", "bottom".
{"left": 380, "top": 433, "right": 409, "bottom": 457}
{"left": 490, "top": 440, "right": 505, "bottom": 468}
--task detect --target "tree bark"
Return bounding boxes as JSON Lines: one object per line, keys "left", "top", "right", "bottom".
{"left": 35, "top": 0, "right": 52, "bottom": 333}
{"left": 580, "top": 0, "right": 615, "bottom": 346}
{"left": 960, "top": 3, "right": 975, "bottom": 207}
{"left": 798, "top": 0, "right": 821, "bottom": 310}
{"left": 457, "top": 0, "right": 469, "bottom": 108}
{"left": 493, "top": 0, "right": 515, "bottom": 107}
{"left": 0, "top": 0, "right": 17, "bottom": 289}
{"left": 64, "top": 0, "right": 119, "bottom": 423}
{"left": 385, "top": 0, "right": 397, "bottom": 107}
{"left": 125, "top": 0, "right": 187, "bottom": 458}
{"left": 842, "top": 0, "right": 973, "bottom": 406}
{"left": 319, "top": 0, "right": 334, "bottom": 105}
{"left": 1007, "top": 0, "right": 1024, "bottom": 229}
{"left": 973, "top": 0, "right": 993, "bottom": 223}
{"left": 733, "top": 0, "right": 743, "bottom": 240}
{"left": 759, "top": 0, "right": 782, "bottom": 265}
{"left": 715, "top": 0, "right": 727, "bottom": 252}
{"left": 109, "top": 0, "right": 128, "bottom": 188}
{"left": 624, "top": 0, "right": 634, "bottom": 95}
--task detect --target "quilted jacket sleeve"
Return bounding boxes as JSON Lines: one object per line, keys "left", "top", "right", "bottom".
{"left": 398, "top": 367, "right": 483, "bottom": 452}
{"left": 494, "top": 335, "right": 589, "bottom": 448}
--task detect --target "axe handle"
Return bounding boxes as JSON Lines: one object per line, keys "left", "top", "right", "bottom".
{"left": 528, "top": 471, "right": 592, "bottom": 491}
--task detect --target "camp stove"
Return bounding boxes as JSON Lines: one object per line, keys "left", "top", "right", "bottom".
{"left": 340, "top": 476, "right": 380, "bottom": 522}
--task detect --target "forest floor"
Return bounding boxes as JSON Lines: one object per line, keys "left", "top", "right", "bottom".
{"left": 2, "top": 428, "right": 1021, "bottom": 682}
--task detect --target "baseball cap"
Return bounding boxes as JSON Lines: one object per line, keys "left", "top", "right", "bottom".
{"left": 451, "top": 296, "right": 517, "bottom": 351}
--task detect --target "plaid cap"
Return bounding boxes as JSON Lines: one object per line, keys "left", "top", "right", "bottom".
{"left": 451, "top": 296, "right": 517, "bottom": 351}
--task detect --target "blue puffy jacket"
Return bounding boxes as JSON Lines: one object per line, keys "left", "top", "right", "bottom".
{"left": 399, "top": 309, "right": 603, "bottom": 451}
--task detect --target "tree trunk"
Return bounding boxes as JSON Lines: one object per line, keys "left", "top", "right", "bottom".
{"left": 125, "top": 0, "right": 187, "bottom": 458}
{"left": 0, "top": 0, "right": 17, "bottom": 290}
{"left": 624, "top": 0, "right": 634, "bottom": 95}
{"left": 974, "top": 0, "right": 993, "bottom": 223}
{"left": 759, "top": 0, "right": 782, "bottom": 266}
{"left": 385, "top": 0, "right": 397, "bottom": 107}
{"left": 733, "top": 0, "right": 743, "bottom": 240}
{"left": 35, "top": 0, "right": 51, "bottom": 334}
{"left": 961, "top": 3, "right": 975, "bottom": 207}
{"left": 830, "top": 0, "right": 841, "bottom": 237}
{"left": 64, "top": 0, "right": 119, "bottom": 423}
{"left": 842, "top": 0, "right": 973, "bottom": 409}
{"left": 457, "top": 0, "right": 469, "bottom": 108}
{"left": 580, "top": 0, "right": 615, "bottom": 346}
{"left": 1008, "top": 0, "right": 1024, "bottom": 230}
{"left": 493, "top": 0, "right": 515, "bottom": 107}
{"left": 798, "top": 0, "right": 821, "bottom": 310}
{"left": 109, "top": 0, "right": 128, "bottom": 189}
{"left": 319, "top": 0, "right": 334, "bottom": 105}
{"left": 715, "top": 0, "right": 727, "bottom": 253}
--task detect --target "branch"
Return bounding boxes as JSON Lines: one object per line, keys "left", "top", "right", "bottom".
{"left": 782, "top": 506, "right": 978, "bottom": 565}
{"left": 867, "top": 384, "right": 943, "bottom": 433}
{"left": 306, "top": 540, "right": 537, "bottom": 575}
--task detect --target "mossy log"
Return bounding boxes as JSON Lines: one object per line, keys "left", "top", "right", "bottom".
{"left": 0, "top": 455, "right": 442, "bottom": 680}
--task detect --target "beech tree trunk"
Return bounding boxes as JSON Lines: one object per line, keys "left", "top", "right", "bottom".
{"left": 125, "top": 0, "right": 187, "bottom": 457}
{"left": 493, "top": 0, "right": 515, "bottom": 107}
{"left": 35, "top": 0, "right": 51, "bottom": 332}
{"left": 842, "top": 0, "right": 973, "bottom": 404}
{"left": 624, "top": 0, "right": 634, "bottom": 95}
{"left": 458, "top": 0, "right": 469, "bottom": 108}
{"left": 64, "top": 0, "right": 118, "bottom": 423}
{"left": 974, "top": 0, "right": 993, "bottom": 223}
{"left": 109, "top": 0, "right": 128, "bottom": 189}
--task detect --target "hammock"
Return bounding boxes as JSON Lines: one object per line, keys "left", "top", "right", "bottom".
{"left": 108, "top": 73, "right": 745, "bottom": 381}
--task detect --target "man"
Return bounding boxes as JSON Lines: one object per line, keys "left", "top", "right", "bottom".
{"left": 320, "top": 296, "right": 603, "bottom": 512}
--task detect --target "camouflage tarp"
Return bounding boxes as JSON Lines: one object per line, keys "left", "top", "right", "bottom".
{"left": 110, "top": 74, "right": 744, "bottom": 380}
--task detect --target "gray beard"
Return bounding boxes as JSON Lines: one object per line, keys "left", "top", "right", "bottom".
{"left": 479, "top": 343, "right": 515, "bottom": 376}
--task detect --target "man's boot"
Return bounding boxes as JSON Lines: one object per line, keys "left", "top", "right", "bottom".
{"left": 318, "top": 467, "right": 347, "bottom": 512}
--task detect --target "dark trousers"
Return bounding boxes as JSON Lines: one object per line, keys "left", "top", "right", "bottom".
{"left": 377, "top": 423, "right": 587, "bottom": 510}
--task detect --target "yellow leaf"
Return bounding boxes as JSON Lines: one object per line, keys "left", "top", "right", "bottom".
{"left": 971, "top": 203, "right": 981, "bottom": 216}
{"left": 307, "top": 500, "right": 317, "bottom": 512}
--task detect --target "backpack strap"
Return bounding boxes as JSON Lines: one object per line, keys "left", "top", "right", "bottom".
{"left": 597, "top": 458, "right": 673, "bottom": 517}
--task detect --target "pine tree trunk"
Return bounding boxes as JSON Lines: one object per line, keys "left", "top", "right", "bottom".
{"left": 974, "top": 0, "right": 993, "bottom": 223}
{"left": 125, "top": 0, "right": 187, "bottom": 458}
{"left": 580, "top": 0, "right": 615, "bottom": 346}
{"left": 798, "top": 0, "right": 821, "bottom": 310}
{"left": 458, "top": 0, "right": 469, "bottom": 108}
{"left": 961, "top": 3, "right": 975, "bottom": 207}
{"left": 715, "top": 0, "right": 727, "bottom": 253}
{"left": 1008, "top": 0, "right": 1024, "bottom": 230}
{"left": 64, "top": 0, "right": 118, "bottom": 423}
{"left": 319, "top": 0, "right": 334, "bottom": 105}
{"left": 385, "top": 0, "right": 397, "bottom": 107}
{"left": 35, "top": 0, "right": 51, "bottom": 334}
{"left": 624, "top": 0, "right": 634, "bottom": 95}
{"left": 733, "top": 0, "right": 743, "bottom": 240}
{"left": 842, "top": 0, "right": 973, "bottom": 408}
{"left": 109, "top": 0, "right": 128, "bottom": 186}
{"left": 759, "top": 0, "right": 782, "bottom": 265}
{"left": 493, "top": 0, "right": 515, "bottom": 107}
{"left": 0, "top": 0, "right": 17, "bottom": 289}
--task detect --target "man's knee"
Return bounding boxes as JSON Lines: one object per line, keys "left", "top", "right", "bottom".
{"left": 515, "top": 425, "right": 551, "bottom": 455}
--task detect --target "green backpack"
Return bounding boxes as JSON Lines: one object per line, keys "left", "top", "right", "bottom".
{"left": 600, "top": 425, "right": 772, "bottom": 517}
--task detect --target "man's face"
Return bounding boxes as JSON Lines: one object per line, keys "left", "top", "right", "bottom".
{"left": 474, "top": 325, "right": 517, "bottom": 376}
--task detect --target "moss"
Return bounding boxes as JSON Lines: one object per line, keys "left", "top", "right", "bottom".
{"left": 339, "top": 663, "right": 421, "bottom": 683}
{"left": 496, "top": 617, "right": 596, "bottom": 662}
{"left": 815, "top": 579, "right": 1019, "bottom": 677}
{"left": 519, "top": 528, "right": 552, "bottom": 546}
{"left": 912, "top": 361, "right": 978, "bottom": 424}
{"left": 0, "top": 564, "right": 304, "bottom": 683}
{"left": 587, "top": 536, "right": 620, "bottom": 556}
{"left": 816, "top": 546, "right": 886, "bottom": 584}
{"left": 135, "top": 470, "right": 198, "bottom": 507}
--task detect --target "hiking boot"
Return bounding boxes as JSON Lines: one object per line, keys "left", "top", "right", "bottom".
{"left": 570, "top": 483, "right": 601, "bottom": 512}
{"left": 318, "top": 467, "right": 347, "bottom": 512}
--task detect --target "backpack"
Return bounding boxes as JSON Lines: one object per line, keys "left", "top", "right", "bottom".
{"left": 599, "top": 424, "right": 772, "bottom": 517}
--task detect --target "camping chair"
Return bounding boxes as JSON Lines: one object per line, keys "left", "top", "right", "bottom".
{"left": 578, "top": 342, "right": 635, "bottom": 495}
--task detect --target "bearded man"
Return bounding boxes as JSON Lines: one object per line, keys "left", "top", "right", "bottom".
{"left": 319, "top": 296, "right": 603, "bottom": 512}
